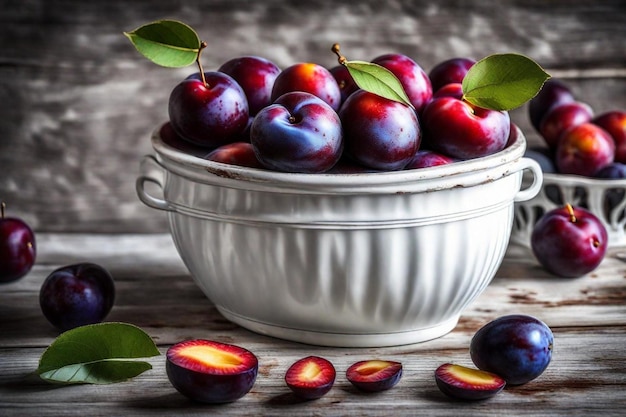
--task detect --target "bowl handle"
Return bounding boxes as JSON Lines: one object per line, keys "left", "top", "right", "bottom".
{"left": 513, "top": 157, "right": 544, "bottom": 203}
{"left": 136, "top": 154, "right": 175, "bottom": 212}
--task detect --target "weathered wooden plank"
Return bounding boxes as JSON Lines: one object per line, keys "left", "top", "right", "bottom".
{"left": 1, "top": 329, "right": 625, "bottom": 416}
{"left": 0, "top": 233, "right": 625, "bottom": 415}
{"left": 1, "top": 0, "right": 625, "bottom": 233}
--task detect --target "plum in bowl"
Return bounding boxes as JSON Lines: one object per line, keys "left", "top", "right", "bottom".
{"left": 136, "top": 123, "right": 542, "bottom": 347}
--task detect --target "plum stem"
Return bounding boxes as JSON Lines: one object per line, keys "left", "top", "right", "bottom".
{"left": 1, "top": 202, "right": 4, "bottom": 219}
{"left": 331, "top": 43, "right": 347, "bottom": 66}
{"left": 565, "top": 203, "right": 576, "bottom": 223}
{"left": 196, "top": 41, "right": 208, "bottom": 87}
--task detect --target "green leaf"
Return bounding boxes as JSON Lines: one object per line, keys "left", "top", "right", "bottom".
{"left": 124, "top": 20, "right": 201, "bottom": 68}
{"left": 462, "top": 53, "right": 551, "bottom": 111}
{"left": 37, "top": 322, "right": 160, "bottom": 385}
{"left": 344, "top": 61, "right": 414, "bottom": 108}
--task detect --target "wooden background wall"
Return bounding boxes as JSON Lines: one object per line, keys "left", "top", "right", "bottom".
{"left": 1, "top": 0, "right": 625, "bottom": 233}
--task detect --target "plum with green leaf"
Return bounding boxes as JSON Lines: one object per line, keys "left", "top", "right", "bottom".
{"left": 171, "top": 71, "right": 249, "bottom": 147}
{"left": 371, "top": 53, "right": 432, "bottom": 114}
{"left": 422, "top": 96, "right": 511, "bottom": 160}
{"left": 126, "top": 20, "right": 249, "bottom": 148}
{"left": 422, "top": 54, "right": 550, "bottom": 160}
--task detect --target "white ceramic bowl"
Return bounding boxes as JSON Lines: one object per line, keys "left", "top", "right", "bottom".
{"left": 512, "top": 173, "right": 626, "bottom": 248}
{"left": 136, "top": 123, "right": 542, "bottom": 347}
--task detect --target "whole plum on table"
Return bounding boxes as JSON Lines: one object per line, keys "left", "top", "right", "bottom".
{"left": 531, "top": 203, "right": 608, "bottom": 278}
{"left": 470, "top": 314, "right": 553, "bottom": 385}
{"left": 39, "top": 263, "right": 115, "bottom": 331}
{"left": 0, "top": 202, "right": 36, "bottom": 283}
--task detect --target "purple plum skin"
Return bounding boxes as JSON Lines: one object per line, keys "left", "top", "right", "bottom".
{"left": 529, "top": 78, "right": 576, "bottom": 132}
{"left": 421, "top": 97, "right": 510, "bottom": 160}
{"left": 169, "top": 72, "right": 249, "bottom": 148}
{"left": 250, "top": 92, "right": 343, "bottom": 173}
{"left": 39, "top": 263, "right": 115, "bottom": 331}
{"left": 405, "top": 149, "right": 455, "bottom": 170}
{"left": 329, "top": 65, "right": 359, "bottom": 106}
{"left": 432, "top": 82, "right": 464, "bottom": 100}
{"left": 372, "top": 53, "right": 433, "bottom": 114}
{"left": 531, "top": 205, "right": 608, "bottom": 278}
{"left": 470, "top": 315, "right": 554, "bottom": 386}
{"left": 0, "top": 216, "right": 36, "bottom": 283}
{"left": 204, "top": 142, "right": 264, "bottom": 169}
{"left": 428, "top": 57, "right": 476, "bottom": 92}
{"left": 270, "top": 63, "right": 342, "bottom": 111}
{"left": 593, "top": 110, "right": 626, "bottom": 164}
{"left": 339, "top": 90, "right": 421, "bottom": 171}
{"left": 555, "top": 122, "right": 615, "bottom": 177}
{"left": 539, "top": 101, "right": 593, "bottom": 150}
{"left": 218, "top": 56, "right": 281, "bottom": 116}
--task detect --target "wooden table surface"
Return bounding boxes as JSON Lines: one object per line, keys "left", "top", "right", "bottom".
{"left": 1, "top": 233, "right": 625, "bottom": 416}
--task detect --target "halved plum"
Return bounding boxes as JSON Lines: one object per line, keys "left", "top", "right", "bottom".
{"left": 346, "top": 360, "right": 403, "bottom": 392}
{"left": 435, "top": 363, "right": 505, "bottom": 401}
{"left": 284, "top": 356, "right": 336, "bottom": 400}
{"left": 166, "top": 339, "right": 258, "bottom": 404}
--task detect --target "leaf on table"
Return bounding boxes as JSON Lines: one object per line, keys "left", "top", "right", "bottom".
{"left": 37, "top": 322, "right": 161, "bottom": 385}
{"left": 124, "top": 19, "right": 201, "bottom": 68}
{"left": 462, "top": 53, "right": 551, "bottom": 111}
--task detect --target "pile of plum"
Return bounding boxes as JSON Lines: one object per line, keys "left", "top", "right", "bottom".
{"left": 166, "top": 314, "right": 553, "bottom": 403}
{"left": 527, "top": 78, "right": 626, "bottom": 179}
{"left": 162, "top": 54, "right": 517, "bottom": 173}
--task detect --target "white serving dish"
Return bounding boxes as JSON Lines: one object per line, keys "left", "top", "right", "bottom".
{"left": 136, "top": 123, "right": 542, "bottom": 347}
{"left": 512, "top": 173, "right": 626, "bottom": 248}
